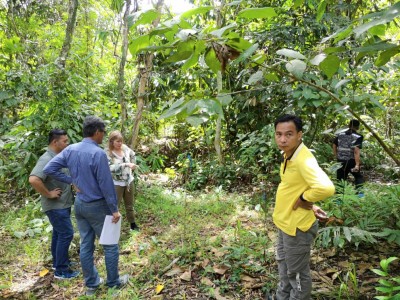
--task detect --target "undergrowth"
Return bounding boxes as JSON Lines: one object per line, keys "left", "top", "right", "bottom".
{"left": 1, "top": 182, "right": 399, "bottom": 299}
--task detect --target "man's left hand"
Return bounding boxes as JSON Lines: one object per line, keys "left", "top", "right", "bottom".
{"left": 112, "top": 211, "right": 121, "bottom": 223}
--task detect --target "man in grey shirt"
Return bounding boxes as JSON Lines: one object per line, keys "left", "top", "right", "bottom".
{"left": 29, "top": 129, "right": 79, "bottom": 279}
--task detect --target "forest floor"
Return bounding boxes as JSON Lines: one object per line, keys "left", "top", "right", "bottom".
{"left": 0, "top": 175, "right": 399, "bottom": 299}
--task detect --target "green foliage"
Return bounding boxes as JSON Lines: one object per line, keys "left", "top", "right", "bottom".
{"left": 316, "top": 184, "right": 400, "bottom": 249}
{"left": 336, "top": 263, "right": 361, "bottom": 300}
{"left": 372, "top": 257, "right": 400, "bottom": 299}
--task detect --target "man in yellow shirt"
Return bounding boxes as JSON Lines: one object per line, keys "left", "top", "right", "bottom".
{"left": 273, "top": 115, "right": 335, "bottom": 300}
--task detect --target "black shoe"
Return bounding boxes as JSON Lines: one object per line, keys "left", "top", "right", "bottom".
{"left": 130, "top": 222, "right": 140, "bottom": 231}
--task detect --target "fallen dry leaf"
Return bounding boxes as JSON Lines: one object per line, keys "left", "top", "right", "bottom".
{"left": 201, "top": 258, "right": 210, "bottom": 268}
{"left": 200, "top": 277, "right": 214, "bottom": 286}
{"left": 210, "top": 247, "right": 226, "bottom": 258}
{"left": 165, "top": 266, "right": 183, "bottom": 277}
{"left": 213, "top": 264, "right": 230, "bottom": 275}
{"left": 357, "top": 262, "right": 373, "bottom": 275}
{"left": 180, "top": 271, "right": 191, "bottom": 281}
{"left": 240, "top": 274, "right": 256, "bottom": 282}
{"left": 39, "top": 268, "right": 49, "bottom": 277}
{"left": 323, "top": 248, "right": 337, "bottom": 257}
{"left": 338, "top": 261, "right": 351, "bottom": 268}
{"left": 155, "top": 284, "right": 164, "bottom": 294}
{"left": 311, "top": 271, "right": 333, "bottom": 286}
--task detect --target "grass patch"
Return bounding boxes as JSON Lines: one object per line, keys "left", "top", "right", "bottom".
{"left": 1, "top": 182, "right": 399, "bottom": 299}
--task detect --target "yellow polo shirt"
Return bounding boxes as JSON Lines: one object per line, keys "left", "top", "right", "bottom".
{"left": 273, "top": 143, "right": 335, "bottom": 236}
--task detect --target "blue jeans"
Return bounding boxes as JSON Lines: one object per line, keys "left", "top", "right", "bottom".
{"left": 45, "top": 208, "right": 74, "bottom": 273}
{"left": 74, "top": 197, "right": 120, "bottom": 288}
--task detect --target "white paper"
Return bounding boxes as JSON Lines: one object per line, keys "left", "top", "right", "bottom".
{"left": 99, "top": 215, "right": 121, "bottom": 245}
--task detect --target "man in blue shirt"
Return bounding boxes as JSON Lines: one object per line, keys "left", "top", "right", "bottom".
{"left": 44, "top": 116, "right": 128, "bottom": 295}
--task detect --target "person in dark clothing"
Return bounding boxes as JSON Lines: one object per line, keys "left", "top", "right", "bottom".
{"left": 333, "top": 119, "right": 364, "bottom": 192}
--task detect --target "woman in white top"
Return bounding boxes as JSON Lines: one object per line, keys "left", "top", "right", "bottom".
{"left": 107, "top": 131, "right": 139, "bottom": 230}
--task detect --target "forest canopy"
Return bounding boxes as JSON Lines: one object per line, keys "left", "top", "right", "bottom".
{"left": 0, "top": 0, "right": 399, "bottom": 189}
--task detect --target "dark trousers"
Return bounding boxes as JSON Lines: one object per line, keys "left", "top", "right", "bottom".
{"left": 337, "top": 159, "right": 364, "bottom": 190}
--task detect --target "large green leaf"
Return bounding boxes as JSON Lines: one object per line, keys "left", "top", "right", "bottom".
{"left": 375, "top": 46, "right": 400, "bottom": 67}
{"left": 354, "top": 2, "right": 400, "bottom": 37}
{"left": 180, "top": 6, "right": 213, "bottom": 19}
{"left": 334, "top": 79, "right": 350, "bottom": 89}
{"left": 368, "top": 24, "right": 386, "bottom": 36}
{"left": 265, "top": 72, "right": 280, "bottom": 82}
{"left": 285, "top": 59, "right": 306, "bottom": 78}
{"left": 150, "top": 26, "right": 178, "bottom": 38}
{"left": 316, "top": 0, "right": 327, "bottom": 22}
{"left": 210, "top": 24, "right": 236, "bottom": 38}
{"left": 205, "top": 48, "right": 221, "bottom": 74}
{"left": 226, "top": 1, "right": 243, "bottom": 7}
{"left": 293, "top": 0, "right": 304, "bottom": 9}
{"left": 166, "top": 40, "right": 196, "bottom": 63}
{"left": 277, "top": 48, "right": 306, "bottom": 60}
{"left": 323, "top": 46, "right": 346, "bottom": 54}
{"left": 217, "top": 94, "right": 233, "bottom": 106}
{"left": 158, "top": 98, "right": 186, "bottom": 120}
{"left": 128, "top": 9, "right": 160, "bottom": 29}
{"left": 129, "top": 35, "right": 150, "bottom": 55}
{"left": 165, "top": 51, "right": 192, "bottom": 63}
{"left": 248, "top": 70, "right": 264, "bottom": 85}
{"left": 310, "top": 53, "right": 327, "bottom": 65}
{"left": 225, "top": 33, "right": 252, "bottom": 51}
{"left": 195, "top": 99, "right": 223, "bottom": 117}
{"left": 232, "top": 43, "right": 258, "bottom": 65}
{"left": 319, "top": 55, "right": 340, "bottom": 79}
{"left": 185, "top": 99, "right": 224, "bottom": 118}
{"left": 186, "top": 114, "right": 209, "bottom": 126}
{"left": 353, "top": 42, "right": 398, "bottom": 53}
{"left": 182, "top": 52, "right": 199, "bottom": 71}
{"left": 176, "top": 29, "right": 198, "bottom": 41}
{"left": 237, "top": 7, "right": 277, "bottom": 19}
{"left": 110, "top": 0, "right": 124, "bottom": 13}
{"left": 321, "top": 26, "right": 352, "bottom": 43}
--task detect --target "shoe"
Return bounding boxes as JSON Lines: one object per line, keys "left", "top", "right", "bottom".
{"left": 52, "top": 261, "right": 79, "bottom": 271}
{"left": 85, "top": 277, "right": 104, "bottom": 296}
{"left": 118, "top": 274, "right": 129, "bottom": 287}
{"left": 130, "top": 222, "right": 140, "bottom": 231}
{"left": 54, "top": 269, "right": 80, "bottom": 279}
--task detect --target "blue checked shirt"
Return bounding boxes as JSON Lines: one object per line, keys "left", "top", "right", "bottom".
{"left": 43, "top": 138, "right": 118, "bottom": 213}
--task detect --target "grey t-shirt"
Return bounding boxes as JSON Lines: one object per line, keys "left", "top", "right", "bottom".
{"left": 30, "top": 148, "right": 73, "bottom": 212}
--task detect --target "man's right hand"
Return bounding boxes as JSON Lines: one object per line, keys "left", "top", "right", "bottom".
{"left": 112, "top": 211, "right": 121, "bottom": 224}
{"left": 293, "top": 197, "right": 313, "bottom": 210}
{"left": 48, "top": 188, "right": 62, "bottom": 199}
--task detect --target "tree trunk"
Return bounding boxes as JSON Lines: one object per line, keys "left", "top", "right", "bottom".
{"left": 213, "top": 0, "right": 225, "bottom": 164}
{"left": 57, "top": 0, "right": 79, "bottom": 69}
{"left": 117, "top": 0, "right": 131, "bottom": 133}
{"left": 130, "top": 0, "right": 164, "bottom": 148}
{"left": 214, "top": 71, "right": 223, "bottom": 163}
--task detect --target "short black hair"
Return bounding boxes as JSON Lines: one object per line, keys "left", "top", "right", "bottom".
{"left": 274, "top": 114, "right": 303, "bottom": 132}
{"left": 349, "top": 119, "right": 360, "bottom": 129}
{"left": 48, "top": 128, "right": 67, "bottom": 144}
{"left": 83, "top": 116, "right": 105, "bottom": 137}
